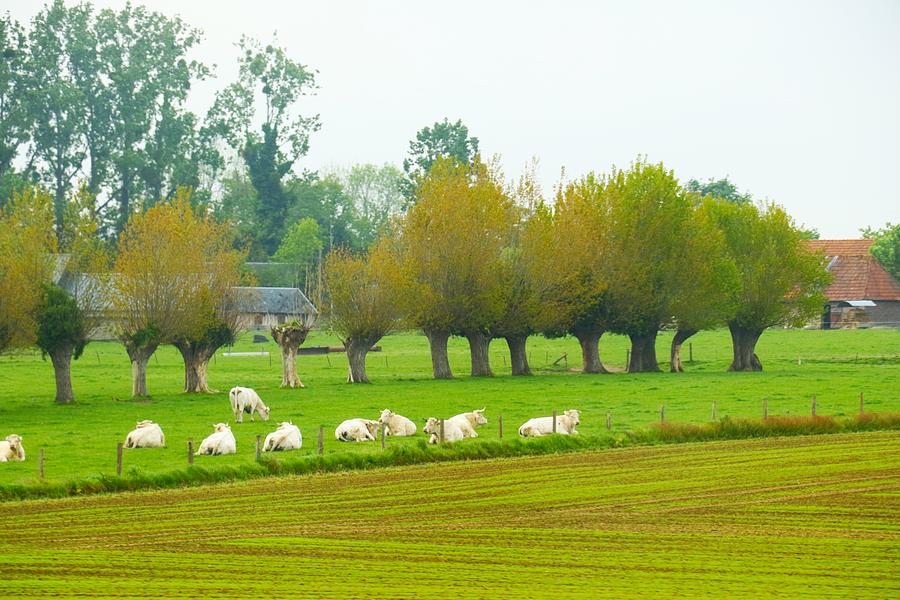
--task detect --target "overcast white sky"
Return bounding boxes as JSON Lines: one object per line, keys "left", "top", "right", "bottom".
{"left": 11, "top": 0, "right": 900, "bottom": 237}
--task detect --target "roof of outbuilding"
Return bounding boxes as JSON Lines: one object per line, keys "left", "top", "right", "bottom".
{"left": 232, "top": 287, "right": 318, "bottom": 317}
{"left": 807, "top": 239, "right": 900, "bottom": 301}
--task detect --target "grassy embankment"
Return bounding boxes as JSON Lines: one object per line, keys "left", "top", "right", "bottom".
{"left": 0, "top": 432, "right": 897, "bottom": 598}
{"left": 0, "top": 328, "right": 897, "bottom": 492}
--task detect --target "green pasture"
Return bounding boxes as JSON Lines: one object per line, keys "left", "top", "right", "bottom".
{"left": 0, "top": 432, "right": 897, "bottom": 598}
{"left": 0, "top": 327, "right": 898, "bottom": 487}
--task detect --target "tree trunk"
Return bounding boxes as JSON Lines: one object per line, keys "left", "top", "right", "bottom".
{"left": 424, "top": 329, "right": 453, "bottom": 379}
{"left": 346, "top": 338, "right": 374, "bottom": 384}
{"left": 173, "top": 340, "right": 218, "bottom": 393}
{"left": 272, "top": 326, "right": 309, "bottom": 388}
{"left": 670, "top": 329, "right": 698, "bottom": 373}
{"left": 466, "top": 331, "right": 493, "bottom": 377}
{"left": 505, "top": 335, "right": 531, "bottom": 376}
{"left": 575, "top": 329, "right": 609, "bottom": 374}
{"left": 728, "top": 322, "right": 764, "bottom": 372}
{"left": 124, "top": 341, "right": 159, "bottom": 397}
{"left": 628, "top": 331, "right": 660, "bottom": 372}
{"left": 50, "top": 346, "right": 75, "bottom": 404}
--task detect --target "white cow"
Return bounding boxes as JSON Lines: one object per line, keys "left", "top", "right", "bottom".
{"left": 196, "top": 423, "right": 237, "bottom": 456}
{"left": 448, "top": 408, "right": 487, "bottom": 438}
{"left": 124, "top": 420, "right": 165, "bottom": 448}
{"left": 0, "top": 434, "right": 25, "bottom": 462}
{"left": 423, "top": 417, "right": 465, "bottom": 444}
{"left": 378, "top": 409, "right": 417, "bottom": 437}
{"left": 518, "top": 409, "right": 581, "bottom": 437}
{"left": 263, "top": 422, "right": 302, "bottom": 452}
{"left": 335, "top": 419, "right": 380, "bottom": 442}
{"left": 229, "top": 387, "right": 270, "bottom": 423}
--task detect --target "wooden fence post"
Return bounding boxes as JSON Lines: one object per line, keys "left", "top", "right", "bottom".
{"left": 625, "top": 349, "right": 630, "bottom": 369}
{"left": 659, "top": 405, "right": 665, "bottom": 424}
{"left": 606, "top": 411, "right": 612, "bottom": 431}
{"left": 689, "top": 342, "right": 693, "bottom": 363}
{"left": 811, "top": 394, "right": 817, "bottom": 417}
{"left": 552, "top": 410, "right": 557, "bottom": 433}
{"left": 38, "top": 448, "right": 45, "bottom": 481}
{"left": 498, "top": 414, "right": 503, "bottom": 439}
{"left": 116, "top": 442, "right": 123, "bottom": 476}
{"left": 712, "top": 399, "right": 717, "bottom": 422}
{"left": 381, "top": 425, "right": 386, "bottom": 449}
{"left": 317, "top": 426, "right": 324, "bottom": 455}
{"left": 859, "top": 391, "right": 864, "bottom": 415}
{"left": 763, "top": 397, "right": 768, "bottom": 420}
{"left": 439, "top": 419, "right": 445, "bottom": 444}
{"left": 256, "top": 435, "right": 262, "bottom": 460}
{"left": 188, "top": 438, "right": 194, "bottom": 465}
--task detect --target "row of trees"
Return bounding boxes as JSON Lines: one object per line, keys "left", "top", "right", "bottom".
{"left": 323, "top": 157, "right": 831, "bottom": 383}
{"left": 0, "top": 186, "right": 262, "bottom": 402}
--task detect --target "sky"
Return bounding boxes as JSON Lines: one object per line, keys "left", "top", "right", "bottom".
{"left": 11, "top": 0, "right": 900, "bottom": 238}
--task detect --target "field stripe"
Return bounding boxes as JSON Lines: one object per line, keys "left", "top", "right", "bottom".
{"left": 0, "top": 432, "right": 898, "bottom": 598}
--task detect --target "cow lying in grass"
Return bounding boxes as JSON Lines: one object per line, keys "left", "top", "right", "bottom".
{"left": 449, "top": 408, "right": 487, "bottom": 438}
{"left": 229, "top": 387, "right": 270, "bottom": 423}
{"left": 335, "top": 419, "right": 380, "bottom": 442}
{"left": 263, "top": 422, "right": 302, "bottom": 452}
{"left": 124, "top": 420, "right": 165, "bottom": 448}
{"left": 423, "top": 417, "right": 465, "bottom": 444}
{"left": 378, "top": 409, "right": 417, "bottom": 436}
{"left": 518, "top": 409, "right": 581, "bottom": 437}
{"left": 0, "top": 434, "right": 25, "bottom": 462}
{"left": 196, "top": 423, "right": 236, "bottom": 456}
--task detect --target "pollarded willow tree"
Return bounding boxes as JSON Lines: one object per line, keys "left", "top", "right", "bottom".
{"left": 666, "top": 198, "right": 740, "bottom": 372}
{"left": 114, "top": 190, "right": 244, "bottom": 396}
{"left": 602, "top": 159, "right": 735, "bottom": 373}
{"left": 0, "top": 188, "right": 56, "bottom": 354}
{"left": 169, "top": 210, "right": 246, "bottom": 394}
{"left": 490, "top": 165, "right": 547, "bottom": 376}
{"left": 532, "top": 174, "right": 614, "bottom": 374}
{"left": 325, "top": 242, "right": 404, "bottom": 384}
{"left": 705, "top": 199, "right": 829, "bottom": 371}
{"left": 398, "top": 157, "right": 514, "bottom": 378}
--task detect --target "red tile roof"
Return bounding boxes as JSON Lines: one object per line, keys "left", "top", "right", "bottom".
{"left": 806, "top": 239, "right": 900, "bottom": 301}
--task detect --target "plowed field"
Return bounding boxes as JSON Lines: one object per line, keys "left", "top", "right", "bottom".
{"left": 1, "top": 432, "right": 898, "bottom": 598}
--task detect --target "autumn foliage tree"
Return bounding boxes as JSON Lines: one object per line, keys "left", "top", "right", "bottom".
{"left": 114, "top": 190, "right": 245, "bottom": 396}
{"left": 325, "top": 242, "right": 404, "bottom": 383}
{"left": 0, "top": 188, "right": 56, "bottom": 354}
{"left": 706, "top": 200, "right": 830, "bottom": 371}
{"left": 398, "top": 158, "right": 513, "bottom": 378}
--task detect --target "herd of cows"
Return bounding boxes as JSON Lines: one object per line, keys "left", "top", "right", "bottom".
{"left": 0, "top": 385, "right": 582, "bottom": 463}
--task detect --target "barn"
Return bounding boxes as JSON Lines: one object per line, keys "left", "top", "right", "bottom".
{"left": 807, "top": 240, "right": 900, "bottom": 329}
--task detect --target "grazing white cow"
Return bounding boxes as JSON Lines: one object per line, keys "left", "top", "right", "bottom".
{"left": 423, "top": 417, "right": 465, "bottom": 444}
{"left": 448, "top": 408, "right": 487, "bottom": 438}
{"left": 229, "top": 387, "right": 270, "bottom": 423}
{"left": 124, "top": 420, "right": 165, "bottom": 448}
{"left": 518, "top": 409, "right": 581, "bottom": 437}
{"left": 196, "top": 423, "right": 237, "bottom": 456}
{"left": 335, "top": 419, "right": 380, "bottom": 442}
{"left": 0, "top": 434, "right": 25, "bottom": 462}
{"left": 378, "top": 409, "right": 417, "bottom": 437}
{"left": 263, "top": 422, "right": 302, "bottom": 452}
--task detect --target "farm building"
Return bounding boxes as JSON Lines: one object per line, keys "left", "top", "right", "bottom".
{"left": 232, "top": 286, "right": 318, "bottom": 331}
{"left": 807, "top": 240, "right": 900, "bottom": 329}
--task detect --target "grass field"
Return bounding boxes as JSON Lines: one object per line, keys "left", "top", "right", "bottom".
{"left": 0, "top": 431, "right": 897, "bottom": 598}
{"left": 0, "top": 328, "right": 898, "bottom": 487}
